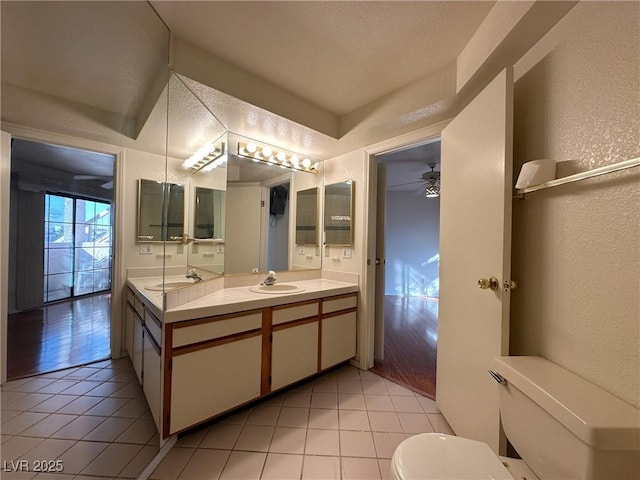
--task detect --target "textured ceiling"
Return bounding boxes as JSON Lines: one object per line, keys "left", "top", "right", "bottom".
{"left": 151, "top": 1, "right": 494, "bottom": 115}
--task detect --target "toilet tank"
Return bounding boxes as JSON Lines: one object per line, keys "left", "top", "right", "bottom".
{"left": 491, "top": 356, "right": 640, "bottom": 479}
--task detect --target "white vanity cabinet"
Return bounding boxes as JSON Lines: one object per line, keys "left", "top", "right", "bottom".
{"left": 167, "top": 311, "right": 263, "bottom": 435}
{"left": 321, "top": 294, "right": 358, "bottom": 369}
{"left": 125, "top": 288, "right": 145, "bottom": 384}
{"left": 270, "top": 301, "right": 320, "bottom": 390}
{"left": 143, "top": 309, "right": 162, "bottom": 431}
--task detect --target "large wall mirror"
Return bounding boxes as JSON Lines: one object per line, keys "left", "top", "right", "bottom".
{"left": 137, "top": 179, "right": 184, "bottom": 242}
{"left": 324, "top": 181, "right": 354, "bottom": 246}
{"left": 224, "top": 132, "right": 323, "bottom": 274}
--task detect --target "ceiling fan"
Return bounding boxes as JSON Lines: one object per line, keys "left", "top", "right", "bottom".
{"left": 73, "top": 174, "right": 113, "bottom": 190}
{"left": 388, "top": 162, "right": 441, "bottom": 198}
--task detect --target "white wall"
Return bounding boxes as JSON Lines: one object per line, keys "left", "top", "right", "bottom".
{"left": 510, "top": 2, "right": 640, "bottom": 408}
{"left": 225, "top": 184, "right": 262, "bottom": 274}
{"left": 385, "top": 191, "right": 440, "bottom": 297}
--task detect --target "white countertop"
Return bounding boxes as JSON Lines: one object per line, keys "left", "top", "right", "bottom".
{"left": 127, "top": 277, "right": 358, "bottom": 324}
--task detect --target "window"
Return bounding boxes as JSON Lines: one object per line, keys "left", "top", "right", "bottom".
{"left": 44, "top": 194, "right": 112, "bottom": 302}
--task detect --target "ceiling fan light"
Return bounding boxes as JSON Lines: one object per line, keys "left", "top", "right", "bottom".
{"left": 425, "top": 185, "right": 440, "bottom": 198}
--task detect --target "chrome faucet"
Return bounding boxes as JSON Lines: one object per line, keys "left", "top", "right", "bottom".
{"left": 186, "top": 269, "right": 202, "bottom": 282}
{"left": 261, "top": 270, "right": 277, "bottom": 286}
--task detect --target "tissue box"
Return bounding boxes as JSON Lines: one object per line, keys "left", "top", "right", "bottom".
{"left": 515, "top": 159, "right": 556, "bottom": 189}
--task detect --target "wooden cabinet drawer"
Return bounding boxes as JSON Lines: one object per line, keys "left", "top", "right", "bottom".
{"left": 272, "top": 301, "right": 319, "bottom": 326}
{"left": 173, "top": 312, "right": 262, "bottom": 348}
{"left": 322, "top": 294, "right": 357, "bottom": 315}
{"left": 271, "top": 321, "right": 318, "bottom": 390}
{"left": 321, "top": 311, "right": 357, "bottom": 369}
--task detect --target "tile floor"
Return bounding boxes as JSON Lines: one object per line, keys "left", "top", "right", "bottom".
{"left": 1, "top": 358, "right": 160, "bottom": 480}
{"left": 151, "top": 365, "right": 454, "bottom": 480}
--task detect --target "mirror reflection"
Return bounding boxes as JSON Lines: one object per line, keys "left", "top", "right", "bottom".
{"left": 324, "top": 181, "right": 354, "bottom": 246}
{"left": 137, "top": 179, "right": 184, "bottom": 242}
{"left": 194, "top": 187, "right": 225, "bottom": 240}
{"left": 296, "top": 187, "right": 319, "bottom": 246}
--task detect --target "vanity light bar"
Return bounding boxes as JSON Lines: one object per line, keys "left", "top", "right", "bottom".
{"left": 237, "top": 142, "right": 319, "bottom": 175}
{"left": 183, "top": 142, "right": 227, "bottom": 173}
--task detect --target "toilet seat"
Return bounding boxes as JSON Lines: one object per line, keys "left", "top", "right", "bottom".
{"left": 391, "top": 433, "right": 513, "bottom": 480}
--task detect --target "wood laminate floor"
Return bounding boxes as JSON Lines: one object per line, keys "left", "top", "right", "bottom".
{"left": 371, "top": 295, "right": 438, "bottom": 399}
{"left": 7, "top": 293, "right": 111, "bottom": 380}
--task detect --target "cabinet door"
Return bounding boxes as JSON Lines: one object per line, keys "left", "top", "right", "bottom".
{"left": 170, "top": 335, "right": 262, "bottom": 434}
{"left": 143, "top": 332, "right": 161, "bottom": 432}
{"left": 271, "top": 322, "right": 318, "bottom": 391}
{"left": 321, "top": 312, "right": 356, "bottom": 369}
{"left": 133, "top": 314, "right": 144, "bottom": 384}
{"left": 125, "top": 302, "right": 135, "bottom": 360}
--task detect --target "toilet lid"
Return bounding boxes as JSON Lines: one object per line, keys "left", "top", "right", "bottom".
{"left": 391, "top": 433, "right": 513, "bottom": 480}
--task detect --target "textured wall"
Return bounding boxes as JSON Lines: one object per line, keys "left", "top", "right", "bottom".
{"left": 511, "top": 2, "right": 640, "bottom": 407}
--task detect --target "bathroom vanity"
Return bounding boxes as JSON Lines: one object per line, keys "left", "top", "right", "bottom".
{"left": 124, "top": 277, "right": 358, "bottom": 438}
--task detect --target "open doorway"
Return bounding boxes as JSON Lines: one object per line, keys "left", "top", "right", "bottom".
{"left": 371, "top": 139, "right": 441, "bottom": 398}
{"left": 7, "top": 138, "right": 114, "bottom": 380}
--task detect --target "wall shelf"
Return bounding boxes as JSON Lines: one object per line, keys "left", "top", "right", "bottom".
{"left": 514, "top": 156, "right": 640, "bottom": 199}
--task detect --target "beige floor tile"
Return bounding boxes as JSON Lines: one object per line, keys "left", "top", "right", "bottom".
{"left": 21, "top": 414, "right": 77, "bottom": 437}
{"left": 80, "top": 442, "right": 143, "bottom": 477}
{"left": 115, "top": 417, "right": 157, "bottom": 444}
{"left": 367, "top": 411, "right": 403, "bottom": 433}
{"left": 282, "top": 391, "right": 311, "bottom": 408}
{"left": 301, "top": 455, "right": 341, "bottom": 480}
{"left": 427, "top": 413, "right": 455, "bottom": 434}
{"left": 12, "top": 378, "right": 57, "bottom": 393}
{"left": 341, "top": 457, "right": 382, "bottom": 480}
{"left": 276, "top": 407, "right": 309, "bottom": 428}
{"left": 29, "top": 473, "right": 71, "bottom": 480}
{"left": 72, "top": 476, "right": 114, "bottom": 480}
{"left": 0, "top": 436, "right": 45, "bottom": 461}
{"left": 84, "top": 370, "right": 119, "bottom": 383}
{"left": 0, "top": 469, "right": 38, "bottom": 480}
{"left": 261, "top": 453, "right": 303, "bottom": 480}
{"left": 337, "top": 380, "right": 364, "bottom": 394}
{"left": 333, "top": 366, "right": 361, "bottom": 381}
{"left": 199, "top": 423, "right": 242, "bottom": 450}
{"left": 304, "top": 429, "right": 339, "bottom": 456}
{"left": 1, "top": 378, "right": 33, "bottom": 390}
{"left": 55, "top": 396, "right": 102, "bottom": 415}
{"left": 245, "top": 405, "right": 280, "bottom": 426}
{"left": 260, "top": 395, "right": 284, "bottom": 407}
{"left": 112, "top": 397, "right": 149, "bottom": 418}
{"left": 310, "top": 392, "right": 338, "bottom": 409}
{"left": 312, "top": 377, "right": 337, "bottom": 393}
{"left": 269, "top": 427, "right": 306, "bottom": 454}
{"left": 50, "top": 415, "right": 106, "bottom": 440}
{"left": 3, "top": 394, "right": 53, "bottom": 412}
{"left": 175, "top": 426, "right": 210, "bottom": 448}
{"left": 416, "top": 395, "right": 440, "bottom": 413}
{"left": 2, "top": 409, "right": 22, "bottom": 423}
{"left": 307, "top": 408, "right": 339, "bottom": 430}
{"left": 36, "top": 380, "right": 78, "bottom": 395}
{"left": 340, "top": 430, "right": 377, "bottom": 457}
{"left": 150, "top": 447, "right": 194, "bottom": 480}
{"left": 390, "top": 396, "right": 423, "bottom": 413}
{"left": 338, "top": 393, "right": 367, "bottom": 410}
{"left": 378, "top": 458, "right": 392, "bottom": 480}
{"left": 384, "top": 382, "right": 415, "bottom": 396}
{"left": 339, "top": 409, "right": 370, "bottom": 431}
{"left": 21, "top": 438, "right": 75, "bottom": 463}
{"left": 59, "top": 382, "right": 101, "bottom": 397}
{"left": 83, "top": 397, "right": 131, "bottom": 417}
{"left": 109, "top": 383, "right": 142, "bottom": 399}
{"left": 218, "top": 410, "right": 249, "bottom": 425}
{"left": 361, "top": 381, "right": 389, "bottom": 395}
{"left": 40, "top": 368, "right": 77, "bottom": 379}
{"left": 234, "top": 425, "right": 274, "bottom": 452}
{"left": 218, "top": 451, "right": 266, "bottom": 480}
{"left": 54, "top": 441, "right": 109, "bottom": 474}
{"left": 29, "top": 395, "right": 79, "bottom": 414}
{"left": 84, "top": 382, "right": 124, "bottom": 398}
{"left": 372, "top": 432, "right": 406, "bottom": 458}
{"left": 397, "top": 412, "right": 434, "bottom": 434}
{"left": 82, "top": 416, "right": 136, "bottom": 442}
{"left": 1, "top": 434, "right": 13, "bottom": 444}
{"left": 178, "top": 449, "right": 229, "bottom": 480}
{"left": 62, "top": 367, "right": 101, "bottom": 381}
{"left": 1, "top": 390, "right": 28, "bottom": 406}
{"left": 364, "top": 395, "right": 395, "bottom": 412}
{"left": 2, "top": 412, "right": 50, "bottom": 435}
{"left": 119, "top": 444, "right": 160, "bottom": 479}
{"left": 359, "top": 370, "right": 385, "bottom": 382}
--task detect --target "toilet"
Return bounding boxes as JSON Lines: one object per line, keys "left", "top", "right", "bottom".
{"left": 391, "top": 356, "right": 640, "bottom": 479}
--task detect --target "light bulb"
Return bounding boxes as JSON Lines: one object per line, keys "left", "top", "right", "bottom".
{"left": 276, "top": 151, "right": 287, "bottom": 162}
{"left": 302, "top": 158, "right": 312, "bottom": 168}
{"left": 246, "top": 142, "right": 257, "bottom": 153}
{"left": 290, "top": 156, "right": 300, "bottom": 166}
{"left": 262, "top": 146, "right": 273, "bottom": 158}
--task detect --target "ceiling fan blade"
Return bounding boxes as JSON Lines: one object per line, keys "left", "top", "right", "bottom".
{"left": 414, "top": 185, "right": 426, "bottom": 195}
{"left": 388, "top": 180, "right": 423, "bottom": 188}
{"left": 101, "top": 181, "right": 113, "bottom": 189}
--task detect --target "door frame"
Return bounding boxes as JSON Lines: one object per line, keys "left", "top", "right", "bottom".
{"left": 0, "top": 124, "right": 125, "bottom": 383}
{"left": 361, "top": 120, "right": 450, "bottom": 370}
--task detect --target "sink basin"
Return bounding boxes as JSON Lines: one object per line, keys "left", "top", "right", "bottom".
{"left": 145, "top": 281, "right": 194, "bottom": 291}
{"left": 249, "top": 284, "right": 305, "bottom": 294}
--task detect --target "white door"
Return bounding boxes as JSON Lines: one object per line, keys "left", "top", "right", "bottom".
{"left": 436, "top": 68, "right": 513, "bottom": 454}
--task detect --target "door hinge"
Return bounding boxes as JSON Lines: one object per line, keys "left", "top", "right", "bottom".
{"left": 261, "top": 200, "right": 265, "bottom": 207}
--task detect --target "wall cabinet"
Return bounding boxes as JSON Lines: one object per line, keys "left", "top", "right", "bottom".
{"left": 125, "top": 286, "right": 357, "bottom": 438}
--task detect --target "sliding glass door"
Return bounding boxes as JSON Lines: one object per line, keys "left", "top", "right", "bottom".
{"left": 44, "top": 194, "right": 112, "bottom": 302}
